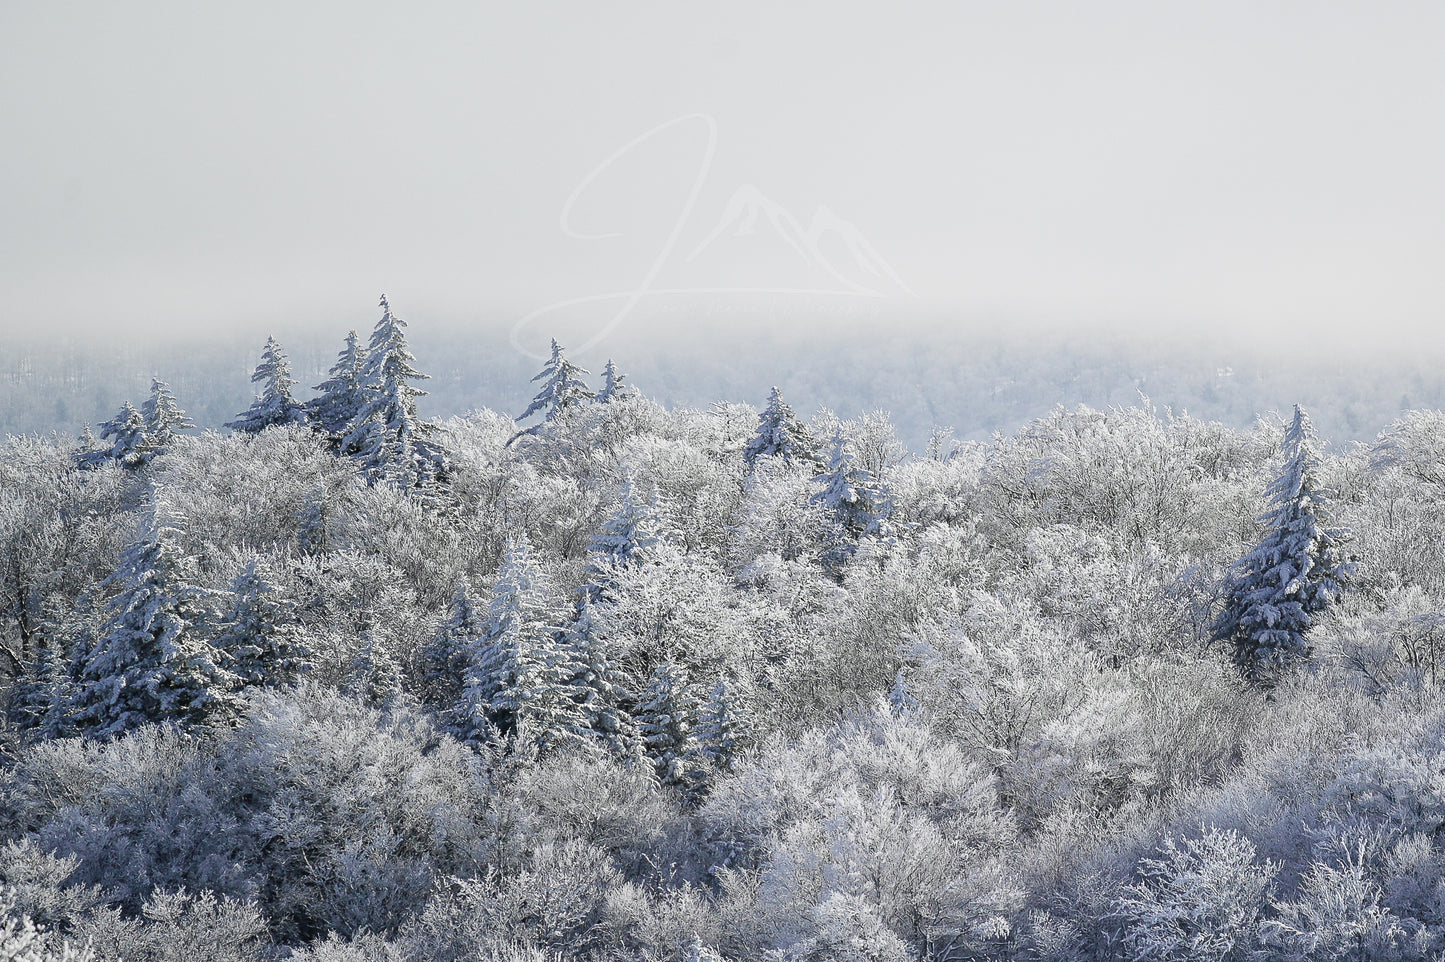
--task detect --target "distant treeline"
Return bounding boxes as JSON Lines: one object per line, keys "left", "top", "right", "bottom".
{"left": 1, "top": 316, "right": 1436, "bottom": 449}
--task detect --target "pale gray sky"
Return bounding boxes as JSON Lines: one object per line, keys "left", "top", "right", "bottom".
{"left": 3, "top": 2, "right": 1443, "bottom": 351}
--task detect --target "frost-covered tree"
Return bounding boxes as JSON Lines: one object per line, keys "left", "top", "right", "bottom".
{"left": 811, "top": 430, "right": 894, "bottom": 566}
{"left": 583, "top": 473, "right": 669, "bottom": 600}
{"left": 1114, "top": 829, "right": 1278, "bottom": 962}
{"left": 563, "top": 596, "right": 642, "bottom": 761}
{"left": 510, "top": 339, "right": 594, "bottom": 442}
{"left": 421, "top": 581, "right": 486, "bottom": 712}
{"left": 343, "top": 295, "right": 444, "bottom": 489}
{"left": 0, "top": 889, "right": 97, "bottom": 962}
{"left": 454, "top": 535, "right": 579, "bottom": 748}
{"left": 212, "top": 557, "right": 309, "bottom": 689}
{"left": 141, "top": 377, "right": 193, "bottom": 452}
{"left": 81, "top": 382, "right": 191, "bottom": 469}
{"left": 636, "top": 657, "right": 700, "bottom": 788}
{"left": 594, "top": 359, "right": 635, "bottom": 404}
{"left": 343, "top": 631, "right": 404, "bottom": 707}
{"left": 73, "top": 514, "right": 233, "bottom": 737}
{"left": 513, "top": 628, "right": 588, "bottom": 755}
{"left": 226, "top": 336, "right": 307, "bottom": 434}
{"left": 14, "top": 634, "right": 80, "bottom": 740}
{"left": 80, "top": 401, "right": 147, "bottom": 469}
{"left": 309, "top": 329, "right": 370, "bottom": 442}
{"left": 681, "top": 936, "right": 725, "bottom": 962}
{"left": 694, "top": 676, "right": 748, "bottom": 774}
{"left": 1211, "top": 405, "right": 1356, "bottom": 682}
{"left": 744, "top": 387, "right": 821, "bottom": 472}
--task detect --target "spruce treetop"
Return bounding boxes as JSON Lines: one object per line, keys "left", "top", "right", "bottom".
{"left": 1211, "top": 404, "right": 1356, "bottom": 681}
{"left": 512, "top": 339, "right": 594, "bottom": 441}
{"left": 343, "top": 295, "right": 443, "bottom": 488}
{"left": 595, "top": 359, "right": 636, "bottom": 404}
{"left": 588, "top": 474, "right": 668, "bottom": 564}
{"left": 454, "top": 534, "right": 563, "bottom": 743}
{"left": 361, "top": 294, "right": 429, "bottom": 393}
{"left": 226, "top": 336, "right": 307, "bottom": 434}
{"left": 141, "top": 378, "right": 193, "bottom": 449}
{"left": 812, "top": 430, "right": 892, "bottom": 537}
{"left": 310, "top": 329, "right": 370, "bottom": 438}
{"left": 215, "top": 556, "right": 310, "bottom": 688}
{"left": 744, "top": 386, "right": 821, "bottom": 471}
{"left": 95, "top": 401, "right": 148, "bottom": 467}
{"left": 74, "top": 512, "right": 233, "bottom": 737}
{"left": 637, "top": 656, "right": 701, "bottom": 788}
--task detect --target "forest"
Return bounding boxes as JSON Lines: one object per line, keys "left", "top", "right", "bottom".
{"left": 3, "top": 297, "right": 1445, "bottom": 962}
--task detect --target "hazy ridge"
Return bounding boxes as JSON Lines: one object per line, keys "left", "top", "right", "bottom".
{"left": 2, "top": 318, "right": 1437, "bottom": 449}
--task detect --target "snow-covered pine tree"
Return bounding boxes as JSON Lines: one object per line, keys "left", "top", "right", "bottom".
{"left": 226, "top": 336, "right": 307, "bottom": 434}
{"left": 582, "top": 473, "right": 669, "bottom": 600}
{"left": 343, "top": 630, "right": 404, "bottom": 707}
{"left": 744, "top": 386, "right": 822, "bottom": 472}
{"left": 509, "top": 339, "right": 594, "bottom": 442}
{"left": 636, "top": 657, "right": 701, "bottom": 788}
{"left": 213, "top": 558, "right": 310, "bottom": 690}
{"left": 810, "top": 429, "right": 893, "bottom": 566}
{"left": 594, "top": 359, "right": 636, "bottom": 404}
{"left": 343, "top": 295, "right": 445, "bottom": 489}
{"left": 140, "top": 377, "right": 193, "bottom": 454}
{"left": 73, "top": 513, "right": 234, "bottom": 737}
{"left": 694, "top": 676, "right": 748, "bottom": 774}
{"left": 1211, "top": 404, "right": 1357, "bottom": 682}
{"left": 422, "top": 581, "right": 486, "bottom": 713}
{"left": 512, "top": 618, "right": 587, "bottom": 755}
{"left": 562, "top": 596, "right": 643, "bottom": 760}
{"left": 84, "top": 401, "right": 148, "bottom": 469}
{"left": 454, "top": 535, "right": 577, "bottom": 747}
{"left": 14, "top": 633, "right": 79, "bottom": 740}
{"left": 309, "top": 329, "right": 370, "bottom": 444}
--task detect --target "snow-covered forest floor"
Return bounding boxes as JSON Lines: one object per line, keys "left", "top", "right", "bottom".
{"left": 4, "top": 304, "right": 1445, "bottom": 961}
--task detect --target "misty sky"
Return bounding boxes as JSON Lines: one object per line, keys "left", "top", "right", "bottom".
{"left": 3, "top": 2, "right": 1443, "bottom": 352}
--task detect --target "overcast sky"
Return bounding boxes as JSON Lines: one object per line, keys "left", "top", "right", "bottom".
{"left": 3, "top": 2, "right": 1443, "bottom": 353}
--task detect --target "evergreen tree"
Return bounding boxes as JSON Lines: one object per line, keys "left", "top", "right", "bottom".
{"left": 511, "top": 622, "right": 586, "bottom": 755}
{"left": 694, "top": 676, "right": 748, "bottom": 774}
{"left": 226, "top": 336, "right": 307, "bottom": 433}
{"left": 636, "top": 657, "right": 700, "bottom": 788}
{"left": 73, "top": 515, "right": 233, "bottom": 737}
{"left": 295, "top": 489, "right": 331, "bottom": 556}
{"left": 14, "top": 633, "right": 79, "bottom": 740}
{"left": 343, "top": 631, "right": 404, "bottom": 707}
{"left": 82, "top": 401, "right": 147, "bottom": 469}
{"left": 1211, "top": 405, "right": 1357, "bottom": 682}
{"left": 422, "top": 581, "right": 485, "bottom": 712}
{"left": 213, "top": 558, "right": 310, "bottom": 689}
{"left": 73, "top": 424, "right": 106, "bottom": 469}
{"left": 594, "top": 359, "right": 636, "bottom": 404}
{"left": 510, "top": 339, "right": 594, "bottom": 442}
{"left": 810, "top": 430, "right": 893, "bottom": 566}
{"left": 454, "top": 535, "right": 574, "bottom": 746}
{"left": 744, "top": 387, "right": 822, "bottom": 472}
{"left": 141, "top": 377, "right": 193, "bottom": 452}
{"left": 309, "top": 330, "right": 370, "bottom": 442}
{"left": 582, "top": 473, "right": 669, "bottom": 600}
{"left": 563, "top": 596, "right": 643, "bottom": 760}
{"left": 343, "top": 295, "right": 444, "bottom": 489}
